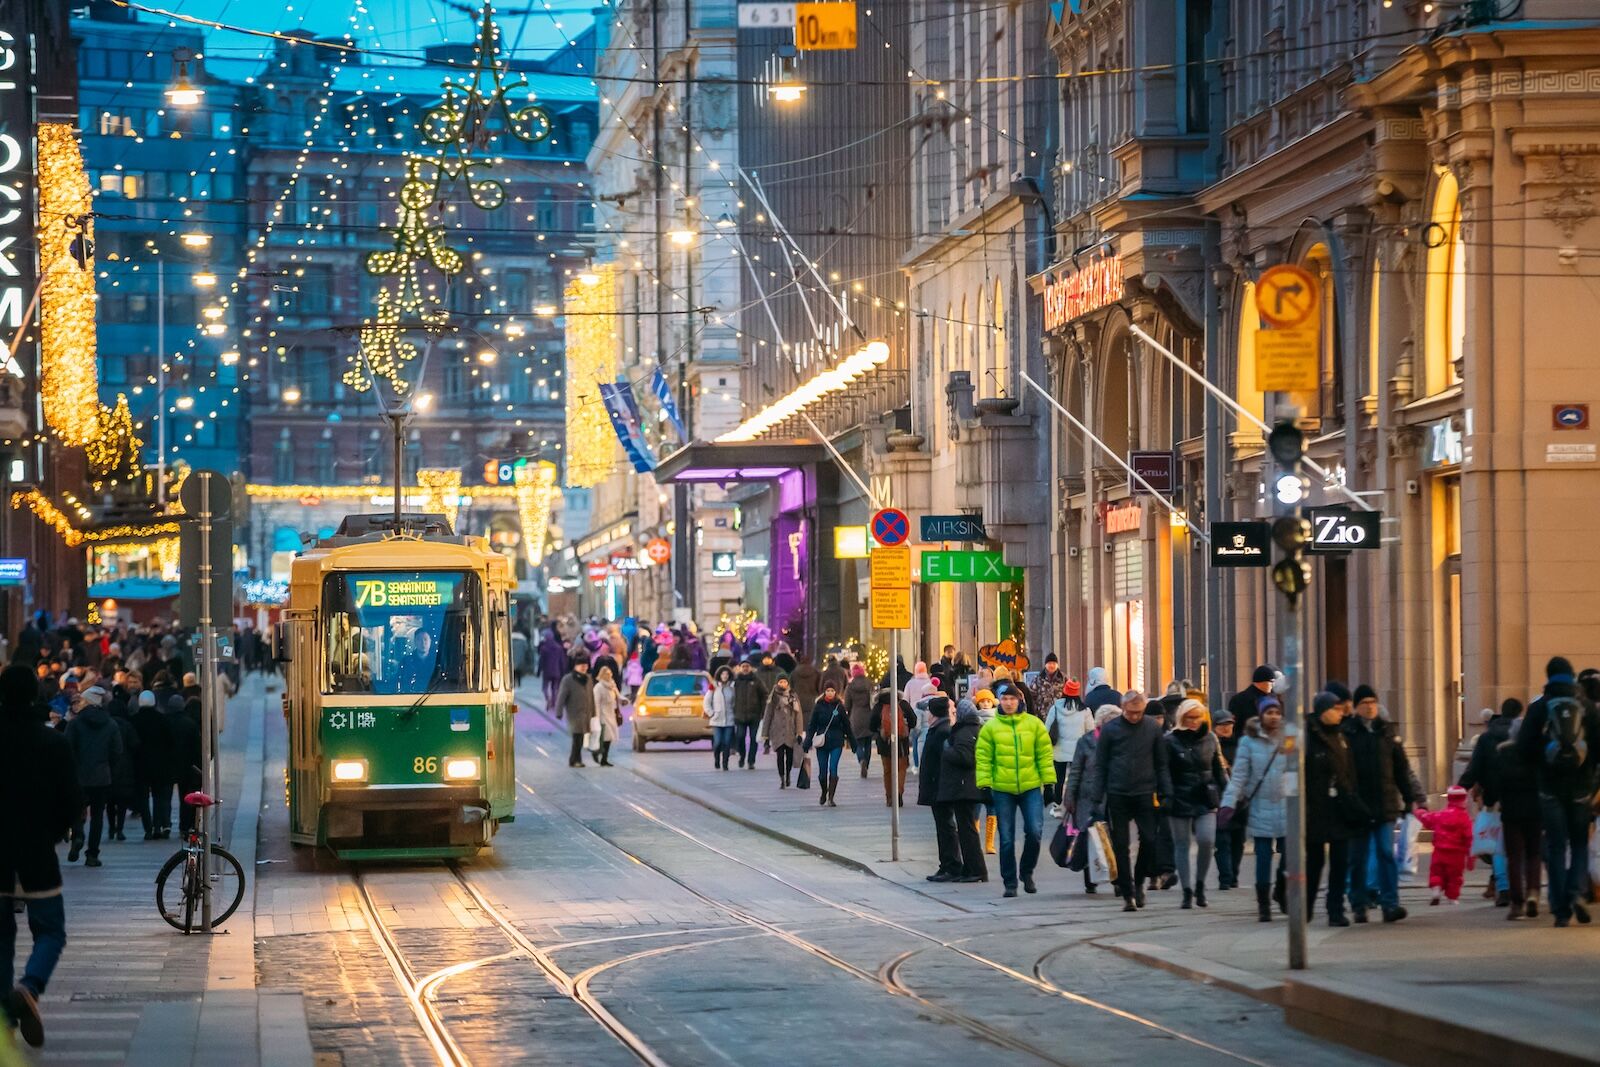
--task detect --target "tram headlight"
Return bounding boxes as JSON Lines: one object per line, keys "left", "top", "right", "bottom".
{"left": 443, "top": 757, "right": 480, "bottom": 781}
{"left": 332, "top": 759, "right": 368, "bottom": 783}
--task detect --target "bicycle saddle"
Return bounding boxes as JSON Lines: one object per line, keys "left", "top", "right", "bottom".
{"left": 183, "top": 792, "right": 218, "bottom": 808}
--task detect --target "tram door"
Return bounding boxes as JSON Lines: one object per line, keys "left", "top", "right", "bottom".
{"left": 285, "top": 612, "right": 322, "bottom": 840}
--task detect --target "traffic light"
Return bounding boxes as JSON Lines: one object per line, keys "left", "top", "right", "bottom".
{"left": 1267, "top": 420, "right": 1307, "bottom": 505}
{"left": 1267, "top": 419, "right": 1310, "bottom": 606}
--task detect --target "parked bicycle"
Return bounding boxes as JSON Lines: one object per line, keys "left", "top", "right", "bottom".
{"left": 155, "top": 791, "right": 246, "bottom": 934}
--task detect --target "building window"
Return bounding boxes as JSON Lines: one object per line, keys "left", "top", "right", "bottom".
{"left": 99, "top": 112, "right": 137, "bottom": 137}
{"left": 1234, "top": 281, "right": 1264, "bottom": 441}
{"left": 1424, "top": 167, "right": 1466, "bottom": 396}
{"left": 274, "top": 431, "right": 295, "bottom": 483}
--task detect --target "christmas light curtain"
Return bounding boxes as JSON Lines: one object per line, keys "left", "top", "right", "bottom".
{"left": 563, "top": 265, "right": 619, "bottom": 487}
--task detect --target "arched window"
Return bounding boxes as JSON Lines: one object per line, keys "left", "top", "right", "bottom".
{"left": 1235, "top": 281, "right": 1264, "bottom": 443}
{"left": 1424, "top": 168, "right": 1466, "bottom": 395}
{"left": 1302, "top": 243, "right": 1339, "bottom": 422}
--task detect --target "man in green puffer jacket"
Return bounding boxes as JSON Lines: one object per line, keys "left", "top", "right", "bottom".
{"left": 976, "top": 681, "right": 1056, "bottom": 898}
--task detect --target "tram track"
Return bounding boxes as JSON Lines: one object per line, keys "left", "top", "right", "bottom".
{"left": 512, "top": 717, "right": 1286, "bottom": 1067}
{"left": 351, "top": 862, "right": 682, "bottom": 1067}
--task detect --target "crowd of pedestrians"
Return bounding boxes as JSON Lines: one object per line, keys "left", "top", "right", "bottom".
{"left": 531, "top": 615, "right": 1600, "bottom": 930}
{"left": 1, "top": 612, "right": 233, "bottom": 1049}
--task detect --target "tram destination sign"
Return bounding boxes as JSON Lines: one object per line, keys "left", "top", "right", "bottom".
{"left": 1305, "top": 506, "right": 1381, "bottom": 554}
{"left": 919, "top": 514, "right": 988, "bottom": 542}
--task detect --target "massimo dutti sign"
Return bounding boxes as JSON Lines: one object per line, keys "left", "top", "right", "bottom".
{"left": 1210, "top": 522, "right": 1271, "bottom": 568}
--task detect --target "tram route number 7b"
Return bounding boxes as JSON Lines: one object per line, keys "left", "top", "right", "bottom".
{"left": 1305, "top": 505, "right": 1381, "bottom": 554}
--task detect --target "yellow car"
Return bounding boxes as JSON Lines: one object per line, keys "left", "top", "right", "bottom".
{"left": 631, "top": 670, "right": 712, "bottom": 751}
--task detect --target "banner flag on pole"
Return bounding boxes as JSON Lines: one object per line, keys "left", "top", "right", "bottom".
{"left": 598, "top": 381, "right": 657, "bottom": 472}
{"left": 651, "top": 365, "right": 688, "bottom": 442}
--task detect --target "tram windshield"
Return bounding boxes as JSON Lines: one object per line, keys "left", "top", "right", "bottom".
{"left": 322, "top": 571, "right": 482, "bottom": 695}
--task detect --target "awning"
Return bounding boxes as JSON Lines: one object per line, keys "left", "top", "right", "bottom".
{"left": 88, "top": 577, "right": 180, "bottom": 602}
{"left": 653, "top": 440, "right": 829, "bottom": 485}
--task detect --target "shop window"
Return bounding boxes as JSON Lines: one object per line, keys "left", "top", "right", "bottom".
{"left": 1424, "top": 168, "right": 1466, "bottom": 396}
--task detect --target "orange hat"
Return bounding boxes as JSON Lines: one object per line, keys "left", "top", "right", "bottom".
{"left": 1063, "top": 679, "right": 1081, "bottom": 697}
{"left": 974, "top": 688, "right": 996, "bottom": 704}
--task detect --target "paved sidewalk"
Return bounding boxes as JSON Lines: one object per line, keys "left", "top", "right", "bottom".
{"left": 618, "top": 741, "right": 1600, "bottom": 1067}
{"left": 8, "top": 673, "right": 312, "bottom": 1067}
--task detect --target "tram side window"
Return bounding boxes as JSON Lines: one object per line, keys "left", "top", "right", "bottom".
{"left": 322, "top": 571, "right": 482, "bottom": 694}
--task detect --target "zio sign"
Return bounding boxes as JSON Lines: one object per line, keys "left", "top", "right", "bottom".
{"left": 1305, "top": 506, "right": 1381, "bottom": 554}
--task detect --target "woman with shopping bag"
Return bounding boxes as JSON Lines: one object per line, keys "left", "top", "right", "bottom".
{"left": 1061, "top": 707, "right": 1119, "bottom": 892}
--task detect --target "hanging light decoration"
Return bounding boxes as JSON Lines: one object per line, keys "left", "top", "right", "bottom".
{"left": 563, "top": 264, "right": 619, "bottom": 488}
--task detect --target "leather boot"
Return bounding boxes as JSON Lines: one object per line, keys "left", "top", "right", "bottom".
{"left": 827, "top": 776, "right": 839, "bottom": 806}
{"left": 985, "top": 816, "right": 997, "bottom": 855}
{"left": 1256, "top": 885, "right": 1272, "bottom": 922}
{"left": 1273, "top": 870, "right": 1287, "bottom": 913}
{"left": 819, "top": 777, "right": 829, "bottom": 806}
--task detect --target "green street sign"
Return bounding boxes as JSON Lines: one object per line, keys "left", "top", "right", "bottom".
{"left": 920, "top": 549, "right": 1022, "bottom": 583}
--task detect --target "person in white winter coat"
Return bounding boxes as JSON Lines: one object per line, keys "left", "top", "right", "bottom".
{"left": 902, "top": 662, "right": 936, "bottom": 772}
{"left": 589, "top": 665, "right": 621, "bottom": 766}
{"left": 1218, "top": 694, "right": 1289, "bottom": 922}
{"left": 703, "top": 666, "right": 737, "bottom": 770}
{"left": 1042, "top": 684, "right": 1091, "bottom": 814}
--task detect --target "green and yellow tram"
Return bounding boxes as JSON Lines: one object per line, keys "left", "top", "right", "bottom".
{"left": 281, "top": 515, "right": 516, "bottom": 859}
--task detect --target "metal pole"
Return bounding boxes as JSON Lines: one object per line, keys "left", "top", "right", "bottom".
{"left": 157, "top": 259, "right": 166, "bottom": 506}
{"left": 197, "top": 471, "right": 215, "bottom": 932}
{"left": 1130, "top": 325, "right": 1374, "bottom": 513}
{"left": 392, "top": 412, "right": 404, "bottom": 524}
{"left": 1277, "top": 403, "right": 1309, "bottom": 970}
{"left": 889, "top": 634, "right": 900, "bottom": 861}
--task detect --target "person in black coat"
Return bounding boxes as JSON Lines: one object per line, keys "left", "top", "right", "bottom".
{"left": 917, "top": 697, "right": 962, "bottom": 881}
{"left": 0, "top": 663, "right": 80, "bottom": 1048}
{"left": 106, "top": 689, "right": 142, "bottom": 843}
{"left": 1516, "top": 658, "right": 1600, "bottom": 926}
{"left": 1343, "top": 686, "right": 1417, "bottom": 922}
{"left": 802, "top": 685, "right": 855, "bottom": 807}
{"left": 166, "top": 697, "right": 204, "bottom": 836}
{"left": 1486, "top": 716, "right": 1543, "bottom": 919}
{"left": 131, "top": 690, "right": 173, "bottom": 838}
{"left": 1304, "top": 691, "right": 1365, "bottom": 926}
{"left": 937, "top": 698, "right": 987, "bottom": 882}
{"left": 1227, "top": 665, "right": 1277, "bottom": 735}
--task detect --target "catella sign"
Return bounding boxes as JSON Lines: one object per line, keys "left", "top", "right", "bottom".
{"left": 1043, "top": 256, "right": 1124, "bottom": 332}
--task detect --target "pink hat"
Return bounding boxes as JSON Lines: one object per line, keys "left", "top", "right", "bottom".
{"left": 851, "top": 663, "right": 865, "bottom": 677}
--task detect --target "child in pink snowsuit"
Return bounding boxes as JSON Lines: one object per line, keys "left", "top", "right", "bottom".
{"left": 1415, "top": 784, "right": 1475, "bottom": 904}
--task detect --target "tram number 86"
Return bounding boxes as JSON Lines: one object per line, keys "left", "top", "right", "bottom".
{"left": 413, "top": 756, "right": 440, "bottom": 774}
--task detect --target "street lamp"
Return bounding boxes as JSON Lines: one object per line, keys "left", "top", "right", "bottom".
{"left": 193, "top": 272, "right": 217, "bottom": 288}
{"left": 282, "top": 386, "right": 302, "bottom": 405}
{"left": 165, "top": 48, "right": 204, "bottom": 108}
{"left": 668, "top": 224, "right": 697, "bottom": 247}
{"left": 180, "top": 232, "right": 211, "bottom": 249}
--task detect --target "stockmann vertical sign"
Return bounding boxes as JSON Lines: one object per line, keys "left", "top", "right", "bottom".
{"left": 920, "top": 550, "right": 1022, "bottom": 583}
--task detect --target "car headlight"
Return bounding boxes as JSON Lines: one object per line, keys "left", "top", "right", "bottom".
{"left": 443, "top": 757, "right": 480, "bottom": 781}
{"left": 332, "top": 759, "right": 367, "bottom": 783}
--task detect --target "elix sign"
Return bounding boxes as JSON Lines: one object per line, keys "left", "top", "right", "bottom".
{"left": 1305, "top": 506, "right": 1381, "bottom": 554}
{"left": 920, "top": 550, "right": 1022, "bottom": 583}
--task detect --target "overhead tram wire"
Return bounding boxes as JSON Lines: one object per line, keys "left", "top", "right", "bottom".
{"left": 108, "top": 0, "right": 1446, "bottom": 92}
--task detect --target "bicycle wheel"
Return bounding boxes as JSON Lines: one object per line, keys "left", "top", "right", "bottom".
{"left": 156, "top": 845, "right": 247, "bottom": 931}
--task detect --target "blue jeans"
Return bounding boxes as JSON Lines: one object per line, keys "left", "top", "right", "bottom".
{"left": 815, "top": 745, "right": 844, "bottom": 778}
{"left": 909, "top": 727, "right": 923, "bottom": 770}
{"left": 1491, "top": 852, "right": 1509, "bottom": 894}
{"left": 854, "top": 739, "right": 873, "bottom": 773}
{"left": 1, "top": 895, "right": 66, "bottom": 998}
{"left": 1540, "top": 795, "right": 1593, "bottom": 921}
{"left": 1254, "top": 836, "right": 1286, "bottom": 887}
{"left": 711, "top": 725, "right": 734, "bottom": 763}
{"left": 1347, "top": 821, "right": 1400, "bottom": 912}
{"left": 991, "top": 788, "right": 1044, "bottom": 889}
{"left": 732, "top": 722, "right": 759, "bottom": 766}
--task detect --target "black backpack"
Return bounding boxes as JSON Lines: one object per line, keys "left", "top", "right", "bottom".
{"left": 1542, "top": 693, "right": 1590, "bottom": 773}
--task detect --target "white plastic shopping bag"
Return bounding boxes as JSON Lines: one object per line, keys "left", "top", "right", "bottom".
{"left": 1087, "top": 820, "right": 1118, "bottom": 885}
